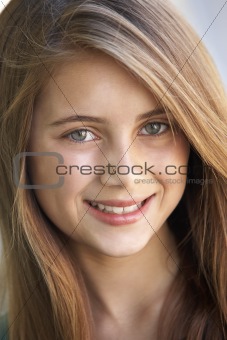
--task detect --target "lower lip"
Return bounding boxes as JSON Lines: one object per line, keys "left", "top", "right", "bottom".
{"left": 83, "top": 195, "right": 155, "bottom": 226}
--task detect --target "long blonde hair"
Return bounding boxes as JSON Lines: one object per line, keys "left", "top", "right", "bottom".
{"left": 0, "top": 0, "right": 226, "bottom": 339}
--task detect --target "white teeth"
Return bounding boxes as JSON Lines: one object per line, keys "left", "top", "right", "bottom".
{"left": 89, "top": 200, "right": 144, "bottom": 214}
{"left": 112, "top": 206, "right": 124, "bottom": 214}
{"left": 103, "top": 205, "right": 113, "bottom": 212}
{"left": 97, "top": 203, "right": 105, "bottom": 210}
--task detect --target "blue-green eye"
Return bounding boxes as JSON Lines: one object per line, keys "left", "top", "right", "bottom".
{"left": 139, "top": 122, "right": 169, "bottom": 136}
{"left": 66, "top": 129, "right": 97, "bottom": 143}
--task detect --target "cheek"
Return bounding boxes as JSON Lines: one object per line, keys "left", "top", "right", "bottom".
{"left": 156, "top": 135, "right": 190, "bottom": 180}
{"left": 150, "top": 135, "right": 190, "bottom": 212}
{"left": 27, "top": 139, "right": 100, "bottom": 192}
{"left": 26, "top": 148, "right": 99, "bottom": 234}
{"left": 27, "top": 154, "right": 61, "bottom": 186}
{"left": 159, "top": 136, "right": 190, "bottom": 209}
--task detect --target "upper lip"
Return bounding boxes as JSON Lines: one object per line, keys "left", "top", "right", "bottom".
{"left": 85, "top": 194, "right": 155, "bottom": 207}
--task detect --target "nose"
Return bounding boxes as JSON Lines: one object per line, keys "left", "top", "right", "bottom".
{"left": 98, "top": 144, "right": 150, "bottom": 192}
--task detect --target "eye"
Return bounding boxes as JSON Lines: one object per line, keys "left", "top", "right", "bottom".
{"left": 63, "top": 129, "right": 98, "bottom": 144}
{"left": 139, "top": 122, "right": 169, "bottom": 136}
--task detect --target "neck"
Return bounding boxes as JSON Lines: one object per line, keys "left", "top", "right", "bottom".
{"left": 71, "top": 222, "right": 179, "bottom": 327}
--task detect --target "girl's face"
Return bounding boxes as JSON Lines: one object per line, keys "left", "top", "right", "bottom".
{"left": 28, "top": 52, "right": 190, "bottom": 257}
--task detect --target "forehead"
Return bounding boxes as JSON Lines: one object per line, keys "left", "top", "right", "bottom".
{"left": 34, "top": 52, "right": 159, "bottom": 118}
{"left": 39, "top": 52, "right": 149, "bottom": 95}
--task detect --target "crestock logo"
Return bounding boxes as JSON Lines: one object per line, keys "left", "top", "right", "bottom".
{"left": 13, "top": 151, "right": 211, "bottom": 189}
{"left": 55, "top": 163, "right": 188, "bottom": 176}
{"left": 13, "top": 152, "right": 65, "bottom": 189}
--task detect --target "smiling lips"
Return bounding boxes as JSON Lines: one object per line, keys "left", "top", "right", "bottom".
{"left": 87, "top": 199, "right": 146, "bottom": 214}
{"left": 84, "top": 194, "right": 155, "bottom": 226}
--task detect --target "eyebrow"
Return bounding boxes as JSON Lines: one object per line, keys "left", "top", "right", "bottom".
{"left": 48, "top": 107, "right": 166, "bottom": 127}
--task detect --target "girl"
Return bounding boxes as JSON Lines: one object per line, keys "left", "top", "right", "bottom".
{"left": 0, "top": 0, "right": 226, "bottom": 339}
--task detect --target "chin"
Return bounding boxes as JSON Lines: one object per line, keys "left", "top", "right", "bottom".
{"left": 89, "top": 236, "right": 153, "bottom": 258}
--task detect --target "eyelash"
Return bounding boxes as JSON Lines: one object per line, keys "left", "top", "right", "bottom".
{"left": 62, "top": 122, "right": 170, "bottom": 144}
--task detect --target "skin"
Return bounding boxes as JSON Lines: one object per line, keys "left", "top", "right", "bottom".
{"left": 28, "top": 51, "right": 190, "bottom": 339}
